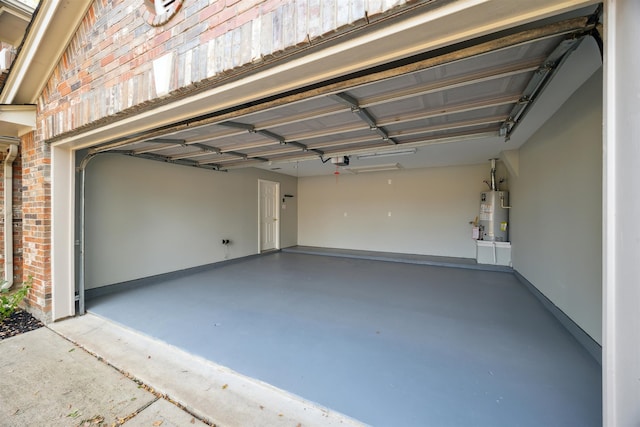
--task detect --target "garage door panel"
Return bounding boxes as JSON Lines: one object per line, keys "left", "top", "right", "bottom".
{"left": 383, "top": 104, "right": 512, "bottom": 134}
{"left": 243, "top": 96, "right": 344, "bottom": 125}
{"left": 394, "top": 124, "right": 502, "bottom": 145}
{"left": 298, "top": 127, "right": 380, "bottom": 147}
{"left": 173, "top": 124, "right": 244, "bottom": 142}
{"left": 211, "top": 130, "right": 269, "bottom": 147}
{"left": 347, "top": 36, "right": 562, "bottom": 104}
{"left": 267, "top": 110, "right": 364, "bottom": 137}
{"left": 367, "top": 90, "right": 519, "bottom": 123}
{"left": 433, "top": 34, "right": 565, "bottom": 77}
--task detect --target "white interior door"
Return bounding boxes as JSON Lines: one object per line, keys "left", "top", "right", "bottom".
{"left": 259, "top": 180, "right": 279, "bottom": 252}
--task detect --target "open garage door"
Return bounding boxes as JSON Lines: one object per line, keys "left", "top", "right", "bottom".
{"left": 83, "top": 14, "right": 600, "bottom": 175}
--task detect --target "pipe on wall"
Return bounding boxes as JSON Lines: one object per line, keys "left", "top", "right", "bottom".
{"left": 490, "top": 158, "right": 498, "bottom": 191}
{"left": 1, "top": 143, "right": 19, "bottom": 291}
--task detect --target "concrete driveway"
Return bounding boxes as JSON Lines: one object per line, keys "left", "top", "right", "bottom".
{"left": 0, "top": 326, "right": 208, "bottom": 426}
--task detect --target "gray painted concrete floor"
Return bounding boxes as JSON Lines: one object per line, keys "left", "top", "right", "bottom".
{"left": 87, "top": 252, "right": 602, "bottom": 427}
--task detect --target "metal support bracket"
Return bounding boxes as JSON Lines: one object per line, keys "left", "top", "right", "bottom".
{"left": 330, "top": 92, "right": 397, "bottom": 144}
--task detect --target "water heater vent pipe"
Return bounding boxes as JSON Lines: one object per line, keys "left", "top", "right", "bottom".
{"left": 490, "top": 158, "right": 498, "bottom": 191}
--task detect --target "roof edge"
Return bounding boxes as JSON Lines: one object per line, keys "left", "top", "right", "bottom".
{"left": 0, "top": 0, "right": 92, "bottom": 104}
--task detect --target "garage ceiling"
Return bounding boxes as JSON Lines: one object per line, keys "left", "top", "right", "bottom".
{"left": 91, "top": 13, "right": 601, "bottom": 177}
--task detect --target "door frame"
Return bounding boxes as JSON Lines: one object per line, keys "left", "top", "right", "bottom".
{"left": 258, "top": 179, "right": 280, "bottom": 253}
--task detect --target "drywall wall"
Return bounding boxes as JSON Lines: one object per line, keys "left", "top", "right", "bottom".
{"left": 84, "top": 155, "right": 297, "bottom": 288}
{"left": 603, "top": 2, "right": 640, "bottom": 422}
{"left": 510, "top": 69, "right": 602, "bottom": 344}
{"left": 298, "top": 163, "right": 506, "bottom": 258}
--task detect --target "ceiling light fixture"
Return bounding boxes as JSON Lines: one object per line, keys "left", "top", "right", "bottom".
{"left": 345, "top": 163, "right": 403, "bottom": 174}
{"left": 356, "top": 148, "right": 416, "bottom": 160}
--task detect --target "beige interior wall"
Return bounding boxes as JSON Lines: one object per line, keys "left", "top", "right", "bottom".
{"left": 510, "top": 69, "right": 603, "bottom": 344}
{"left": 85, "top": 155, "right": 297, "bottom": 289}
{"left": 297, "top": 163, "right": 505, "bottom": 258}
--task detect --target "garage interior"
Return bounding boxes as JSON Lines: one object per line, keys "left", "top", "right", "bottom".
{"left": 73, "top": 6, "right": 603, "bottom": 427}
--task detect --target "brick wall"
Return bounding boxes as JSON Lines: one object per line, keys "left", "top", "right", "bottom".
{"left": 20, "top": 131, "right": 51, "bottom": 322}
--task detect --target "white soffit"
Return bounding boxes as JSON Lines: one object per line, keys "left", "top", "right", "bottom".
{"left": 0, "top": 104, "right": 36, "bottom": 136}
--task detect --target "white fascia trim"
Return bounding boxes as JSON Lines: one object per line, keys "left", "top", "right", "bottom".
{"left": 50, "top": 144, "right": 76, "bottom": 321}
{"left": 0, "top": 0, "right": 93, "bottom": 104}
{"left": 602, "top": 2, "right": 616, "bottom": 425}
{"left": 0, "top": 0, "right": 60, "bottom": 104}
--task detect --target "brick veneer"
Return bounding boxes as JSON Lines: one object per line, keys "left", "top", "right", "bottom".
{"left": 24, "top": 0, "right": 414, "bottom": 320}
{"left": 20, "top": 131, "right": 51, "bottom": 321}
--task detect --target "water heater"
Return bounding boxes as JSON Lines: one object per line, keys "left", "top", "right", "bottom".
{"left": 477, "top": 158, "right": 509, "bottom": 242}
{"left": 479, "top": 190, "right": 509, "bottom": 242}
